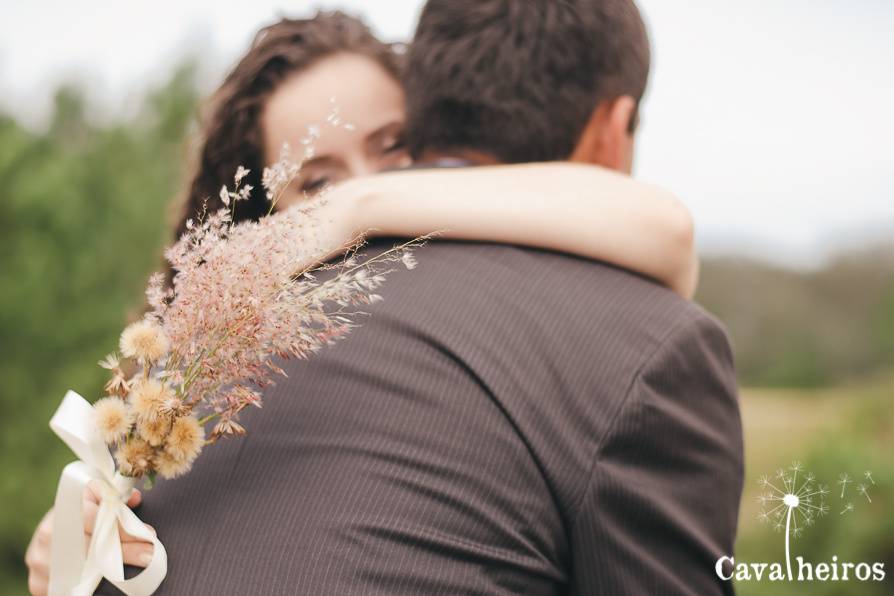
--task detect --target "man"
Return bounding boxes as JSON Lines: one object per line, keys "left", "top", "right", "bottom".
{"left": 38, "top": 1, "right": 744, "bottom": 593}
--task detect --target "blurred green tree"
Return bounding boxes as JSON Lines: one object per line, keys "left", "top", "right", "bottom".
{"left": 0, "top": 64, "right": 199, "bottom": 594}
{"left": 697, "top": 250, "right": 894, "bottom": 387}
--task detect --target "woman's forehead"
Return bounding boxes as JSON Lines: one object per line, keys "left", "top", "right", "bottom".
{"left": 262, "top": 53, "right": 404, "bottom": 161}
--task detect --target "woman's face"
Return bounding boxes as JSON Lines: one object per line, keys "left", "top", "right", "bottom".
{"left": 262, "top": 52, "right": 410, "bottom": 208}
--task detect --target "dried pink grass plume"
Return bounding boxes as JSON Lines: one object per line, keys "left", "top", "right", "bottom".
{"left": 94, "top": 132, "right": 426, "bottom": 485}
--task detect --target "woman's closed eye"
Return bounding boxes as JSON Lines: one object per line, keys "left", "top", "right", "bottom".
{"left": 381, "top": 133, "right": 406, "bottom": 154}
{"left": 373, "top": 126, "right": 410, "bottom": 170}
{"left": 300, "top": 176, "right": 331, "bottom": 194}
{"left": 296, "top": 164, "right": 348, "bottom": 196}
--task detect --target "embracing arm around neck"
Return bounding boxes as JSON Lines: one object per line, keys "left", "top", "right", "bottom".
{"left": 321, "top": 162, "right": 699, "bottom": 299}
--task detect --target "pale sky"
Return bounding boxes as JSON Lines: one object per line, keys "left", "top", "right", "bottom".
{"left": 2, "top": 0, "right": 892, "bottom": 267}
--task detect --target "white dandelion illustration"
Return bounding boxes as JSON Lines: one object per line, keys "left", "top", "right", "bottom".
{"left": 838, "top": 472, "right": 852, "bottom": 498}
{"left": 841, "top": 502, "right": 855, "bottom": 515}
{"left": 864, "top": 471, "right": 876, "bottom": 486}
{"left": 858, "top": 483, "right": 872, "bottom": 503}
{"left": 757, "top": 461, "right": 829, "bottom": 581}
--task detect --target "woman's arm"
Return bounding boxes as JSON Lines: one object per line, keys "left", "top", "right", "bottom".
{"left": 325, "top": 162, "right": 698, "bottom": 298}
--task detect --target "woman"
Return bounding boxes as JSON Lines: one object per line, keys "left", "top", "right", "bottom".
{"left": 26, "top": 12, "right": 697, "bottom": 593}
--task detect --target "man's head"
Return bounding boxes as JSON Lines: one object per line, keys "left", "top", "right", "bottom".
{"left": 404, "top": 0, "right": 650, "bottom": 173}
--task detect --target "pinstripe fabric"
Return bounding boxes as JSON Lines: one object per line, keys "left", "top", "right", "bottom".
{"left": 97, "top": 239, "right": 743, "bottom": 595}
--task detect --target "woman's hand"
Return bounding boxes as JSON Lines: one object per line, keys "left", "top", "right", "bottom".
{"left": 24, "top": 481, "right": 153, "bottom": 596}
{"left": 281, "top": 177, "right": 381, "bottom": 272}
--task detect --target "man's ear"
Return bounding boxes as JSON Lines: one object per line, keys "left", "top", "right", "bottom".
{"left": 570, "top": 95, "right": 637, "bottom": 173}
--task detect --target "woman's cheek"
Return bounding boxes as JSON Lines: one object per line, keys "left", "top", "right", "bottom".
{"left": 273, "top": 188, "right": 306, "bottom": 211}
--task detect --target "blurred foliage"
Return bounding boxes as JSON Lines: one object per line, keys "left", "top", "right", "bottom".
{"left": 0, "top": 65, "right": 199, "bottom": 595}
{"left": 698, "top": 251, "right": 894, "bottom": 387}
{"left": 0, "top": 64, "right": 891, "bottom": 593}
{"left": 735, "top": 378, "right": 894, "bottom": 596}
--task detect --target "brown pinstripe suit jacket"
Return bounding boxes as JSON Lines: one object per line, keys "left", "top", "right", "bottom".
{"left": 99, "top": 239, "right": 743, "bottom": 595}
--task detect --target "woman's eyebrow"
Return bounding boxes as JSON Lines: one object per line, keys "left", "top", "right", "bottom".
{"left": 296, "top": 154, "right": 340, "bottom": 171}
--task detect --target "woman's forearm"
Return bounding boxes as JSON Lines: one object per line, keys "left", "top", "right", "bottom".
{"left": 347, "top": 163, "right": 698, "bottom": 298}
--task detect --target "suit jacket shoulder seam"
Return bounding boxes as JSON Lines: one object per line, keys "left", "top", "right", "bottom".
{"left": 566, "top": 306, "right": 707, "bottom": 525}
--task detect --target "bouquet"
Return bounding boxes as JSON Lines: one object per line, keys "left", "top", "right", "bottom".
{"left": 46, "top": 143, "right": 424, "bottom": 595}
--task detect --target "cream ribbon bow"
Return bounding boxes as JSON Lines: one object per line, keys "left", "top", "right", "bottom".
{"left": 48, "top": 390, "right": 167, "bottom": 595}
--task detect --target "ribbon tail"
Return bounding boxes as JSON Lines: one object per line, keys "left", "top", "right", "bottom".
{"left": 48, "top": 461, "right": 105, "bottom": 596}
{"left": 106, "top": 505, "right": 168, "bottom": 595}
{"left": 50, "top": 467, "right": 168, "bottom": 596}
{"left": 88, "top": 498, "right": 126, "bottom": 581}
{"left": 48, "top": 391, "right": 168, "bottom": 595}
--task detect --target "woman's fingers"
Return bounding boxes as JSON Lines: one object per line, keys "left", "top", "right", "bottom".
{"left": 25, "top": 534, "right": 49, "bottom": 574}
{"left": 84, "top": 517, "right": 156, "bottom": 543}
{"left": 32, "top": 510, "right": 53, "bottom": 547}
{"left": 87, "top": 480, "right": 100, "bottom": 504}
{"left": 84, "top": 480, "right": 146, "bottom": 539}
{"left": 27, "top": 572, "right": 48, "bottom": 596}
{"left": 87, "top": 479, "right": 142, "bottom": 508}
{"left": 41, "top": 495, "right": 153, "bottom": 541}
{"left": 117, "top": 523, "right": 156, "bottom": 543}
{"left": 127, "top": 488, "right": 142, "bottom": 507}
{"left": 25, "top": 511, "right": 52, "bottom": 595}
{"left": 82, "top": 499, "right": 99, "bottom": 534}
{"left": 25, "top": 499, "right": 155, "bottom": 596}
{"left": 121, "top": 541, "right": 155, "bottom": 568}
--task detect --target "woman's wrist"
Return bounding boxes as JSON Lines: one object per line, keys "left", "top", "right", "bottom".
{"left": 345, "top": 173, "right": 406, "bottom": 239}
{"left": 326, "top": 177, "right": 379, "bottom": 241}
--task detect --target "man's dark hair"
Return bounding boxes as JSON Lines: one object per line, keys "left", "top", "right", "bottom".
{"left": 404, "top": 0, "right": 650, "bottom": 163}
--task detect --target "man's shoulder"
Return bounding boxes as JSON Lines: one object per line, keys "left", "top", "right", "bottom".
{"left": 361, "top": 240, "right": 734, "bottom": 516}
{"left": 383, "top": 239, "right": 682, "bottom": 299}
{"left": 365, "top": 238, "right": 734, "bottom": 424}
{"left": 371, "top": 239, "right": 724, "bottom": 343}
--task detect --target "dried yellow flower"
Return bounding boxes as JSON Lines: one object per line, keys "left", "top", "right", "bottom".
{"left": 165, "top": 415, "right": 205, "bottom": 463}
{"left": 114, "top": 438, "right": 154, "bottom": 477}
{"left": 154, "top": 450, "right": 193, "bottom": 480}
{"left": 119, "top": 320, "right": 170, "bottom": 364}
{"left": 137, "top": 415, "right": 172, "bottom": 447}
{"left": 103, "top": 371, "right": 131, "bottom": 398}
{"left": 93, "top": 397, "right": 134, "bottom": 444}
{"left": 130, "top": 379, "right": 174, "bottom": 421}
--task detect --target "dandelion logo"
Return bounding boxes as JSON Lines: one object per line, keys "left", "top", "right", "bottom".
{"left": 757, "top": 461, "right": 830, "bottom": 581}
{"left": 838, "top": 472, "right": 852, "bottom": 498}
{"left": 717, "top": 463, "right": 886, "bottom": 584}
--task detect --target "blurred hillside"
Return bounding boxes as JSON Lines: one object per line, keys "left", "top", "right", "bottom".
{"left": 0, "top": 66, "right": 891, "bottom": 593}
{"left": 698, "top": 249, "right": 894, "bottom": 387}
